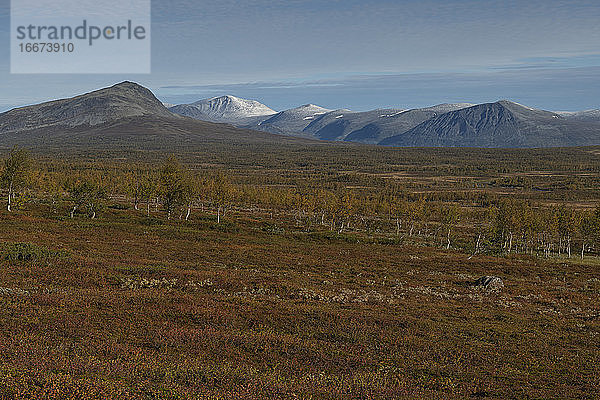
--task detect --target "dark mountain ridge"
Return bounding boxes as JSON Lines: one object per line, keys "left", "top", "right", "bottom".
{"left": 0, "top": 82, "right": 174, "bottom": 134}
{"left": 0, "top": 82, "right": 318, "bottom": 152}
{"left": 380, "top": 101, "right": 600, "bottom": 148}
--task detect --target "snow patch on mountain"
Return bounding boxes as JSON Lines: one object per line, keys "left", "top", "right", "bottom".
{"left": 169, "top": 95, "right": 276, "bottom": 123}
{"left": 556, "top": 109, "right": 600, "bottom": 122}
{"left": 379, "top": 111, "right": 406, "bottom": 118}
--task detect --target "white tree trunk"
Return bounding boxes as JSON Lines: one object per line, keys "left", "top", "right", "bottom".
{"left": 7, "top": 181, "right": 13, "bottom": 212}
{"left": 185, "top": 203, "right": 192, "bottom": 221}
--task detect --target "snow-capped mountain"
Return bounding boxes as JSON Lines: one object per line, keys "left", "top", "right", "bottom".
{"left": 168, "top": 95, "right": 600, "bottom": 147}
{"left": 168, "top": 96, "right": 478, "bottom": 142}
{"left": 555, "top": 109, "right": 600, "bottom": 123}
{"left": 169, "top": 95, "right": 276, "bottom": 124}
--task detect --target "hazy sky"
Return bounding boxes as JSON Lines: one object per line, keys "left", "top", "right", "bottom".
{"left": 0, "top": 0, "right": 599, "bottom": 111}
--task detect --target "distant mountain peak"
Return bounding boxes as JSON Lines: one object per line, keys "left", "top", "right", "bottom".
{"left": 380, "top": 100, "right": 600, "bottom": 148}
{"left": 496, "top": 100, "right": 539, "bottom": 111}
{"left": 112, "top": 80, "right": 143, "bottom": 89}
{"left": 170, "top": 95, "right": 276, "bottom": 123}
{"left": 103, "top": 81, "right": 159, "bottom": 97}
{"left": 198, "top": 94, "right": 250, "bottom": 104}
{"left": 296, "top": 104, "right": 329, "bottom": 110}
{"left": 420, "top": 103, "right": 475, "bottom": 114}
{"left": 556, "top": 108, "right": 600, "bottom": 122}
{"left": 0, "top": 81, "right": 172, "bottom": 134}
{"left": 280, "top": 104, "right": 331, "bottom": 118}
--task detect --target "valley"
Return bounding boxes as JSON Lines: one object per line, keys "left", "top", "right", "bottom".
{"left": 0, "top": 82, "right": 598, "bottom": 399}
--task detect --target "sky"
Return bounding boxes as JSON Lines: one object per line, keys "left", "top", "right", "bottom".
{"left": 0, "top": 0, "right": 599, "bottom": 112}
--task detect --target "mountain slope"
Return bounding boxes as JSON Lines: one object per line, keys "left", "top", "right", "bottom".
{"left": 169, "top": 95, "right": 276, "bottom": 124}
{"left": 0, "top": 82, "right": 173, "bottom": 134}
{"left": 556, "top": 109, "right": 600, "bottom": 123}
{"left": 0, "top": 82, "right": 318, "bottom": 152}
{"left": 303, "top": 109, "right": 402, "bottom": 142}
{"left": 248, "top": 104, "right": 332, "bottom": 136}
{"left": 304, "top": 103, "right": 474, "bottom": 144}
{"left": 380, "top": 101, "right": 600, "bottom": 148}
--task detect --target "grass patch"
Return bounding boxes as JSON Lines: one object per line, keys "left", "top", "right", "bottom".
{"left": 0, "top": 242, "right": 70, "bottom": 262}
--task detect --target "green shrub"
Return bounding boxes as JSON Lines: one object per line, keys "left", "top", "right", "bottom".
{"left": 261, "top": 223, "right": 285, "bottom": 234}
{"left": 0, "top": 242, "right": 70, "bottom": 262}
{"left": 139, "top": 217, "right": 164, "bottom": 226}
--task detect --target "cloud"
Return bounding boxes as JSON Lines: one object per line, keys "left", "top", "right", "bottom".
{"left": 154, "top": 67, "right": 600, "bottom": 112}
{"left": 490, "top": 54, "right": 600, "bottom": 71}
{"left": 0, "top": 1, "right": 598, "bottom": 112}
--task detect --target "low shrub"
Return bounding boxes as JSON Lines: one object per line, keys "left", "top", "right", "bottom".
{"left": 0, "top": 242, "right": 70, "bottom": 262}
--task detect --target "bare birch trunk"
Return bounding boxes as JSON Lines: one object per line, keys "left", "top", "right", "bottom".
{"left": 185, "top": 203, "right": 192, "bottom": 221}
{"left": 7, "top": 181, "right": 13, "bottom": 212}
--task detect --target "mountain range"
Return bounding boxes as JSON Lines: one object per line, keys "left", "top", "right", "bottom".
{"left": 170, "top": 96, "right": 600, "bottom": 147}
{"left": 1, "top": 82, "right": 599, "bottom": 150}
{"left": 0, "top": 82, "right": 311, "bottom": 152}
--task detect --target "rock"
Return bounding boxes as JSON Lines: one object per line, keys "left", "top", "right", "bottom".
{"left": 473, "top": 276, "right": 504, "bottom": 292}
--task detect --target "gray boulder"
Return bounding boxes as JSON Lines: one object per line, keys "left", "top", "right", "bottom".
{"left": 473, "top": 276, "right": 504, "bottom": 292}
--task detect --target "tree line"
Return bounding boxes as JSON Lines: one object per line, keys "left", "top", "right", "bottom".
{"left": 3, "top": 147, "right": 600, "bottom": 259}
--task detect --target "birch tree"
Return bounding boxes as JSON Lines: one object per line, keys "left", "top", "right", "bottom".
{"left": 211, "top": 176, "right": 233, "bottom": 224}
{"left": 159, "top": 156, "right": 185, "bottom": 220}
{"left": 182, "top": 173, "right": 201, "bottom": 221}
{"left": 441, "top": 204, "right": 460, "bottom": 250}
{"left": 66, "top": 181, "right": 106, "bottom": 219}
{"left": 1, "top": 147, "right": 31, "bottom": 212}
{"left": 140, "top": 171, "right": 159, "bottom": 217}
{"left": 579, "top": 210, "right": 598, "bottom": 259}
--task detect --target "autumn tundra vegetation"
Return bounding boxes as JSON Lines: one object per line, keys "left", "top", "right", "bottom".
{"left": 3, "top": 146, "right": 600, "bottom": 259}
{"left": 0, "top": 145, "right": 598, "bottom": 399}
